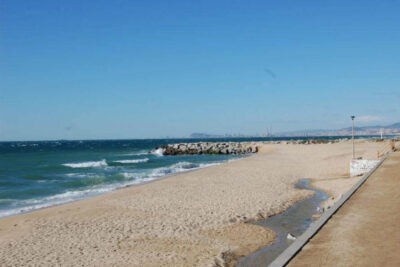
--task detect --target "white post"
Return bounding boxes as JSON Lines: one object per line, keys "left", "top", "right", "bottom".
{"left": 351, "top": 116, "right": 355, "bottom": 159}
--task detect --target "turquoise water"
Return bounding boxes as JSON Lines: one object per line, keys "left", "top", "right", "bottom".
{"left": 0, "top": 139, "right": 241, "bottom": 218}
{"left": 0, "top": 136, "right": 379, "bottom": 218}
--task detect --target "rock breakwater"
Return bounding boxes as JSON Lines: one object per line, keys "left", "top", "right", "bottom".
{"left": 152, "top": 142, "right": 259, "bottom": 156}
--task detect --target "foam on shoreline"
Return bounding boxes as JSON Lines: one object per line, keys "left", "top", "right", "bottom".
{"left": 0, "top": 160, "right": 225, "bottom": 218}
{"left": 0, "top": 140, "right": 388, "bottom": 267}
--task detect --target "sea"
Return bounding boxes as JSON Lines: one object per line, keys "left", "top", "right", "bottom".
{"left": 0, "top": 136, "right": 381, "bottom": 218}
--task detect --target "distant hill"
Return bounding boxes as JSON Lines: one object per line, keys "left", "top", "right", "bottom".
{"left": 339, "top": 122, "right": 400, "bottom": 131}
{"left": 189, "top": 122, "right": 400, "bottom": 138}
{"left": 386, "top": 122, "right": 400, "bottom": 129}
{"left": 277, "top": 122, "right": 400, "bottom": 136}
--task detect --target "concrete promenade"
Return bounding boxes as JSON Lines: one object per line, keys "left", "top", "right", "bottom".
{"left": 289, "top": 152, "right": 400, "bottom": 267}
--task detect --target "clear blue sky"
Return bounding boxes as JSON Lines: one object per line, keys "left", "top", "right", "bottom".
{"left": 1, "top": 0, "right": 399, "bottom": 140}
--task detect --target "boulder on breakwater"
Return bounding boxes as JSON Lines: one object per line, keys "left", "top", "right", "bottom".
{"left": 152, "top": 142, "right": 259, "bottom": 156}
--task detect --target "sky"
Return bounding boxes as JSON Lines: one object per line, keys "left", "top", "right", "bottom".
{"left": 1, "top": 0, "right": 400, "bottom": 140}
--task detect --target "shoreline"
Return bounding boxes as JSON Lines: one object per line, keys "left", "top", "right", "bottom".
{"left": 0, "top": 140, "right": 387, "bottom": 266}
{"left": 0, "top": 156, "right": 246, "bottom": 220}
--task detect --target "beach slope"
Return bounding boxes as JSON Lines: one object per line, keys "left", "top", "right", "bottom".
{"left": 0, "top": 140, "right": 384, "bottom": 266}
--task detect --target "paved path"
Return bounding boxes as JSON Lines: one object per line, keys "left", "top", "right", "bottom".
{"left": 289, "top": 152, "right": 400, "bottom": 267}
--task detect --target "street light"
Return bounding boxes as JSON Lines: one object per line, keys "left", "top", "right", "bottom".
{"left": 351, "top": 115, "right": 355, "bottom": 159}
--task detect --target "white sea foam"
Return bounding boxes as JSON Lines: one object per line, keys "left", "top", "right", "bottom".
{"left": 149, "top": 161, "right": 219, "bottom": 178}
{"left": 152, "top": 148, "right": 165, "bottom": 156}
{"left": 121, "top": 161, "right": 219, "bottom": 182}
{"left": 0, "top": 160, "right": 222, "bottom": 218}
{"left": 121, "top": 151, "right": 149, "bottom": 156}
{"left": 121, "top": 172, "right": 138, "bottom": 179}
{"left": 121, "top": 172, "right": 156, "bottom": 182}
{"left": 114, "top": 158, "right": 149, "bottom": 164}
{"left": 17, "top": 187, "right": 111, "bottom": 206}
{"left": 63, "top": 159, "right": 108, "bottom": 168}
{"left": 0, "top": 183, "right": 131, "bottom": 218}
{"left": 65, "top": 173, "right": 100, "bottom": 178}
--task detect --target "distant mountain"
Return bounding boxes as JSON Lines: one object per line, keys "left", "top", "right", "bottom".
{"left": 279, "top": 122, "right": 400, "bottom": 136}
{"left": 189, "top": 122, "right": 400, "bottom": 138}
{"left": 387, "top": 122, "right": 400, "bottom": 129}
{"left": 339, "top": 122, "right": 400, "bottom": 132}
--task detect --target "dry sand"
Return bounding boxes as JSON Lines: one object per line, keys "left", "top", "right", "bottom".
{"left": 0, "top": 140, "right": 387, "bottom": 266}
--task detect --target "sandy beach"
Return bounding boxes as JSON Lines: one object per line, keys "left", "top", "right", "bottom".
{"left": 0, "top": 140, "right": 386, "bottom": 266}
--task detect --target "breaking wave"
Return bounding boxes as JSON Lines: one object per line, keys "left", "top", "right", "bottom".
{"left": 1, "top": 160, "right": 223, "bottom": 218}
{"left": 149, "top": 161, "right": 219, "bottom": 177}
{"left": 63, "top": 160, "right": 108, "bottom": 168}
{"left": 113, "top": 158, "right": 149, "bottom": 164}
{"left": 152, "top": 148, "right": 165, "bottom": 156}
{"left": 120, "top": 151, "right": 149, "bottom": 156}
{"left": 0, "top": 185, "right": 123, "bottom": 218}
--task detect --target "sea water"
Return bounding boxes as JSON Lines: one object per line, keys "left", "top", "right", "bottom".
{"left": 0, "top": 136, "right": 376, "bottom": 218}
{"left": 0, "top": 139, "right": 239, "bottom": 218}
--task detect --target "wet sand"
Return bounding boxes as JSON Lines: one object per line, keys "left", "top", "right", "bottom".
{"left": 289, "top": 151, "right": 400, "bottom": 267}
{"left": 0, "top": 140, "right": 386, "bottom": 266}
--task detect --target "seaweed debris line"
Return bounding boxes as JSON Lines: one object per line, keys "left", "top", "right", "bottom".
{"left": 237, "top": 179, "right": 329, "bottom": 267}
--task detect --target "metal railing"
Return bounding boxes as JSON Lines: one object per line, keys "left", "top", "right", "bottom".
{"left": 377, "top": 140, "right": 396, "bottom": 159}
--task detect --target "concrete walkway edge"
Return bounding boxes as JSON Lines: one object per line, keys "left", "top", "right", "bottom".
{"left": 269, "top": 154, "right": 389, "bottom": 267}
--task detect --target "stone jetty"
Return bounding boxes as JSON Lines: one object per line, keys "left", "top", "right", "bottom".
{"left": 152, "top": 142, "right": 259, "bottom": 156}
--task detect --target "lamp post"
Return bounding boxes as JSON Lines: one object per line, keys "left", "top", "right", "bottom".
{"left": 351, "top": 115, "right": 355, "bottom": 159}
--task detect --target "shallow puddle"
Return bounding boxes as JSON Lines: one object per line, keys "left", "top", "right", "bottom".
{"left": 237, "top": 179, "right": 328, "bottom": 267}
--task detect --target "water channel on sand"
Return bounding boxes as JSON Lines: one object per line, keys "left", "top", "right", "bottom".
{"left": 237, "top": 179, "right": 329, "bottom": 267}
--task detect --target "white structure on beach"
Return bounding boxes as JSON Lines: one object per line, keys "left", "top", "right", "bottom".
{"left": 350, "top": 159, "right": 379, "bottom": 177}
